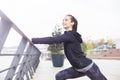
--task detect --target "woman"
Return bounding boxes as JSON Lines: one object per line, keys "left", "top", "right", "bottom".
{"left": 32, "top": 15, "right": 107, "bottom": 80}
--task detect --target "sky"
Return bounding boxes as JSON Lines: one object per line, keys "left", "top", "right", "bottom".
{"left": 0, "top": 0, "right": 120, "bottom": 42}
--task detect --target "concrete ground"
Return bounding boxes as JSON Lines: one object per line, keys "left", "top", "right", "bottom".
{"left": 31, "top": 58, "right": 120, "bottom": 80}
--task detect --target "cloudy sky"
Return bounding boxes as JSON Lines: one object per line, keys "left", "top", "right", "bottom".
{"left": 0, "top": 0, "right": 120, "bottom": 41}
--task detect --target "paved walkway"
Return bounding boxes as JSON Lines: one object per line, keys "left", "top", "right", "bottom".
{"left": 32, "top": 59, "right": 120, "bottom": 80}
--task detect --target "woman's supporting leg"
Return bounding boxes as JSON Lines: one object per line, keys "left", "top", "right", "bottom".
{"left": 85, "top": 63, "right": 107, "bottom": 80}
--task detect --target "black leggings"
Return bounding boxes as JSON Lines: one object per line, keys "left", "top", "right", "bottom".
{"left": 55, "top": 63, "right": 107, "bottom": 80}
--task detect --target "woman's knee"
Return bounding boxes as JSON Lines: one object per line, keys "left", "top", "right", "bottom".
{"left": 55, "top": 71, "right": 66, "bottom": 80}
{"left": 56, "top": 72, "right": 63, "bottom": 79}
{"left": 55, "top": 72, "right": 60, "bottom": 79}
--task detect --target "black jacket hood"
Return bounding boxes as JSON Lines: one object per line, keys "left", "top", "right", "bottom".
{"left": 71, "top": 31, "right": 83, "bottom": 43}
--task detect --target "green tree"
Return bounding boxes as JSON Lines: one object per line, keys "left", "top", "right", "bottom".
{"left": 107, "top": 39, "right": 113, "bottom": 45}
{"left": 48, "top": 25, "right": 63, "bottom": 54}
{"left": 81, "top": 42, "right": 88, "bottom": 53}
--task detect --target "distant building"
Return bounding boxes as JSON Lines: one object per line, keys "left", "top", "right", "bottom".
{"left": 113, "top": 39, "right": 120, "bottom": 49}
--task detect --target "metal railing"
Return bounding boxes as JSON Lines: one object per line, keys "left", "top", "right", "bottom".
{"left": 0, "top": 10, "right": 41, "bottom": 80}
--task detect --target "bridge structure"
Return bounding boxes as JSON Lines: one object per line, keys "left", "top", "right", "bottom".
{"left": 0, "top": 10, "right": 41, "bottom": 80}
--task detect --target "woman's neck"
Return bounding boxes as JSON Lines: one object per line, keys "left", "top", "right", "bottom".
{"left": 65, "top": 27, "right": 73, "bottom": 31}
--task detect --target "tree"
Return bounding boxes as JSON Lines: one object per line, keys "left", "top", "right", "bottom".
{"left": 100, "top": 38, "right": 105, "bottom": 45}
{"left": 81, "top": 42, "right": 87, "bottom": 53}
{"left": 48, "top": 24, "right": 63, "bottom": 54}
{"left": 47, "top": 24, "right": 64, "bottom": 67}
{"left": 107, "top": 39, "right": 113, "bottom": 45}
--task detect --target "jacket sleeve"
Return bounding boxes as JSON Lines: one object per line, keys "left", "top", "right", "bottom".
{"left": 32, "top": 32, "right": 74, "bottom": 44}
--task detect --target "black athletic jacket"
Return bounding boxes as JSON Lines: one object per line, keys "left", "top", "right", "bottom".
{"left": 32, "top": 30, "right": 92, "bottom": 69}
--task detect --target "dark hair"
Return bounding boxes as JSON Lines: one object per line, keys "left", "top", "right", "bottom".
{"left": 67, "top": 15, "right": 78, "bottom": 31}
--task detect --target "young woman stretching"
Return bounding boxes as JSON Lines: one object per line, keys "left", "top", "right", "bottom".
{"left": 32, "top": 15, "right": 107, "bottom": 80}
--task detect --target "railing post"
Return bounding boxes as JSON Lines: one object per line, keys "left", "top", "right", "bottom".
{"left": 0, "top": 16, "right": 12, "bottom": 53}
{"left": 0, "top": 10, "right": 41, "bottom": 80}
{"left": 5, "top": 37, "right": 28, "bottom": 80}
{"left": 32, "top": 50, "right": 40, "bottom": 72}
{"left": 27, "top": 47, "right": 37, "bottom": 79}
{"left": 15, "top": 43, "right": 33, "bottom": 80}
{"left": 25, "top": 46, "right": 41, "bottom": 80}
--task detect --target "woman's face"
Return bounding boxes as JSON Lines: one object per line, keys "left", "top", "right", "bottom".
{"left": 62, "top": 16, "right": 74, "bottom": 30}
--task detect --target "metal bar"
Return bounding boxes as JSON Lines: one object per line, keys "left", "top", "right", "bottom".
{"left": 0, "top": 19, "right": 11, "bottom": 53}
{"left": 26, "top": 72, "right": 30, "bottom": 80}
{"left": 0, "top": 53, "right": 36, "bottom": 56}
{"left": 0, "top": 10, "right": 41, "bottom": 80}
{"left": 0, "top": 57, "right": 36, "bottom": 74}
{"left": 0, "top": 67, "right": 12, "bottom": 73}
{"left": 0, "top": 10, "right": 40, "bottom": 52}
{"left": 27, "top": 46, "right": 36, "bottom": 79}
{"left": 32, "top": 51, "right": 40, "bottom": 72}
{"left": 5, "top": 38, "right": 28, "bottom": 80}
{"left": 15, "top": 44, "right": 32, "bottom": 80}
{"left": 0, "top": 10, "right": 13, "bottom": 53}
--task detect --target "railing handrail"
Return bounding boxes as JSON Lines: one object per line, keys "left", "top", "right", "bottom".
{"left": 0, "top": 10, "right": 41, "bottom": 80}
{"left": 0, "top": 10, "right": 36, "bottom": 47}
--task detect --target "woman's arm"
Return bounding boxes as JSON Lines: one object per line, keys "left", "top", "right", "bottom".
{"left": 32, "top": 32, "right": 74, "bottom": 44}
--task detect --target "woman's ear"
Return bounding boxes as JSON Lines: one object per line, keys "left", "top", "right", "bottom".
{"left": 71, "top": 22, "right": 74, "bottom": 26}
